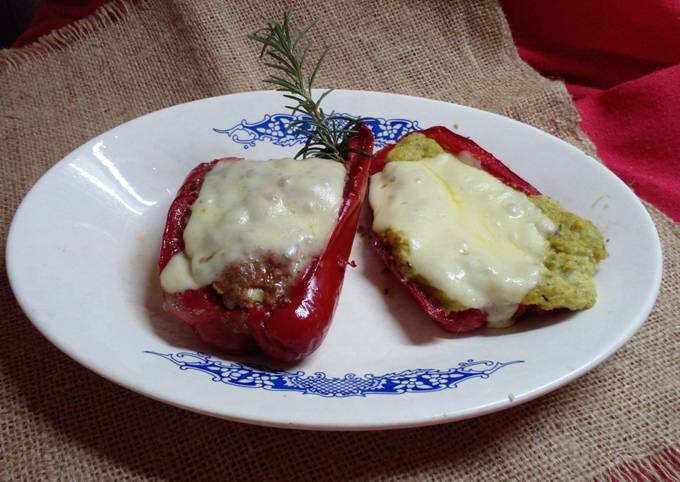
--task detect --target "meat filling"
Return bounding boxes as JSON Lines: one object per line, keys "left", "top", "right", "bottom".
{"left": 212, "top": 254, "right": 296, "bottom": 310}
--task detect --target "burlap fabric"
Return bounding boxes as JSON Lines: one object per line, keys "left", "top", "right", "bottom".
{"left": 1, "top": 1, "right": 678, "bottom": 480}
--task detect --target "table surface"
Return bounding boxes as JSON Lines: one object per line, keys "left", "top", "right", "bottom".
{"left": 1, "top": 1, "right": 678, "bottom": 481}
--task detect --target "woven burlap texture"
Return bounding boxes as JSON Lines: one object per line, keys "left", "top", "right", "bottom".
{"left": 1, "top": 1, "right": 678, "bottom": 480}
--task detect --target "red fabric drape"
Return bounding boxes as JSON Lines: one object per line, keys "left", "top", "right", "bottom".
{"left": 502, "top": 0, "right": 680, "bottom": 221}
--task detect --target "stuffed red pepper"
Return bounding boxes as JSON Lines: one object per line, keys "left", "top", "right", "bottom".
{"left": 368, "top": 126, "right": 607, "bottom": 332}
{"left": 158, "top": 124, "right": 374, "bottom": 361}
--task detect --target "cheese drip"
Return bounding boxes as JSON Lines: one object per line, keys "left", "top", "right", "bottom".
{"left": 370, "top": 152, "right": 555, "bottom": 326}
{"left": 160, "top": 157, "right": 346, "bottom": 293}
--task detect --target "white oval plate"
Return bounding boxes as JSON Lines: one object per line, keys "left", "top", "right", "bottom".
{"left": 7, "top": 90, "right": 661, "bottom": 430}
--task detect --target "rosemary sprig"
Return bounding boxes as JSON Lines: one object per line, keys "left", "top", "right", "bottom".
{"left": 249, "top": 12, "right": 361, "bottom": 162}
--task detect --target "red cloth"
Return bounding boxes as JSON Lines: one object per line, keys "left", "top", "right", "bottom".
{"left": 575, "top": 66, "right": 680, "bottom": 219}
{"left": 12, "top": 0, "right": 108, "bottom": 48}
{"left": 502, "top": 0, "right": 680, "bottom": 222}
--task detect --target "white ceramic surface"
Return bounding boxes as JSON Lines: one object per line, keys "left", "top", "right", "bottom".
{"left": 6, "top": 90, "right": 662, "bottom": 430}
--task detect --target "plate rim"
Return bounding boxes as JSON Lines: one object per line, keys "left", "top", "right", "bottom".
{"left": 6, "top": 89, "right": 663, "bottom": 430}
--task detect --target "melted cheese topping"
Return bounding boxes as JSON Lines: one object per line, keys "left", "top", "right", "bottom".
{"left": 160, "top": 157, "right": 346, "bottom": 293}
{"left": 370, "top": 152, "right": 555, "bottom": 326}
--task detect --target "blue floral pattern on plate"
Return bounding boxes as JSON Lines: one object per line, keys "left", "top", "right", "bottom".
{"left": 146, "top": 351, "right": 523, "bottom": 398}
{"left": 213, "top": 113, "right": 420, "bottom": 149}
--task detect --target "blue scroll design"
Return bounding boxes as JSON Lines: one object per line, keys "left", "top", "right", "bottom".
{"left": 145, "top": 351, "right": 522, "bottom": 398}
{"left": 213, "top": 113, "right": 420, "bottom": 149}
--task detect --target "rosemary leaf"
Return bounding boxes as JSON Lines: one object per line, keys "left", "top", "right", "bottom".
{"left": 249, "top": 11, "right": 364, "bottom": 163}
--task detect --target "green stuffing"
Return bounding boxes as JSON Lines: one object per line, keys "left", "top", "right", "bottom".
{"left": 378, "top": 136, "right": 607, "bottom": 314}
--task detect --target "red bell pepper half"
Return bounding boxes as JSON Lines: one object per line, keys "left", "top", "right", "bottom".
{"left": 158, "top": 124, "right": 374, "bottom": 362}
{"left": 368, "top": 126, "right": 541, "bottom": 333}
